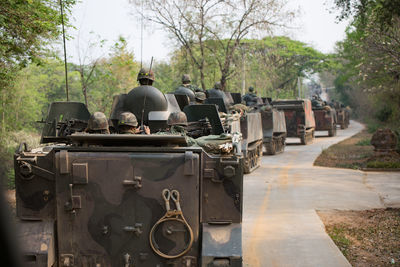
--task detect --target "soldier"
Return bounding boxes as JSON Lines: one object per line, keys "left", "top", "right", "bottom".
{"left": 118, "top": 112, "right": 150, "bottom": 134}
{"left": 242, "top": 86, "right": 258, "bottom": 106}
{"left": 174, "top": 74, "right": 196, "bottom": 102}
{"left": 137, "top": 68, "right": 155, "bottom": 86}
{"left": 167, "top": 111, "right": 189, "bottom": 134}
{"left": 156, "top": 112, "right": 197, "bottom": 146}
{"left": 194, "top": 91, "right": 206, "bottom": 104}
{"left": 124, "top": 67, "right": 167, "bottom": 127}
{"left": 86, "top": 112, "right": 110, "bottom": 134}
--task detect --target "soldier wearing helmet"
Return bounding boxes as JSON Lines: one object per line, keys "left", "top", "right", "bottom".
{"left": 194, "top": 91, "right": 206, "bottom": 104}
{"left": 86, "top": 112, "right": 110, "bottom": 134}
{"left": 137, "top": 68, "right": 155, "bottom": 86}
{"left": 118, "top": 112, "right": 150, "bottom": 135}
{"left": 174, "top": 74, "right": 198, "bottom": 102}
{"left": 124, "top": 67, "right": 168, "bottom": 127}
{"left": 242, "top": 86, "right": 259, "bottom": 106}
{"left": 208, "top": 81, "right": 230, "bottom": 106}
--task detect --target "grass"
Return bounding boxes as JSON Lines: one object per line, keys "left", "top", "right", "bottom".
{"left": 314, "top": 129, "right": 400, "bottom": 170}
{"left": 329, "top": 226, "right": 352, "bottom": 257}
{"left": 356, "top": 139, "right": 371, "bottom": 146}
{"left": 319, "top": 209, "right": 400, "bottom": 267}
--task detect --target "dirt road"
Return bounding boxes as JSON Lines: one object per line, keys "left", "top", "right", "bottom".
{"left": 243, "top": 121, "right": 400, "bottom": 266}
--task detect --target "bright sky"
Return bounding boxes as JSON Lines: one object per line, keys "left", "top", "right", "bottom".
{"left": 65, "top": 0, "right": 349, "bottom": 64}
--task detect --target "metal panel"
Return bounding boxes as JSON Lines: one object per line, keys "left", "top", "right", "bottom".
{"left": 56, "top": 151, "right": 200, "bottom": 266}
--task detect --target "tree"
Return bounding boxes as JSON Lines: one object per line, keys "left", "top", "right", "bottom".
{"left": 332, "top": 0, "right": 400, "bottom": 125}
{"left": 0, "top": 0, "right": 75, "bottom": 92}
{"left": 132, "top": 0, "right": 294, "bottom": 90}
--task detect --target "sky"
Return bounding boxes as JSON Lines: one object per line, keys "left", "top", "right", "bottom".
{"left": 65, "top": 0, "right": 349, "bottom": 64}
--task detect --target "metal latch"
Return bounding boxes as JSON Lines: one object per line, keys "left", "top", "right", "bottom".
{"left": 64, "top": 184, "right": 81, "bottom": 213}
{"left": 123, "top": 176, "right": 142, "bottom": 188}
{"left": 123, "top": 223, "right": 143, "bottom": 236}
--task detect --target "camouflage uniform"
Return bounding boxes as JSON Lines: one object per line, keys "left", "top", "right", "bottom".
{"left": 156, "top": 112, "right": 197, "bottom": 146}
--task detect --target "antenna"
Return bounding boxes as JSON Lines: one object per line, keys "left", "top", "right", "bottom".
{"left": 59, "top": 0, "right": 69, "bottom": 101}
{"left": 140, "top": 2, "right": 144, "bottom": 68}
{"left": 149, "top": 56, "right": 154, "bottom": 70}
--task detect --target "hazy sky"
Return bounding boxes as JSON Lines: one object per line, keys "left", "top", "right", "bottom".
{"left": 65, "top": 0, "right": 349, "bottom": 64}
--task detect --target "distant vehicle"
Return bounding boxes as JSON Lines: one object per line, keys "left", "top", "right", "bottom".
{"left": 233, "top": 93, "right": 287, "bottom": 155}
{"left": 204, "top": 97, "right": 263, "bottom": 174}
{"left": 14, "top": 92, "right": 244, "bottom": 266}
{"left": 311, "top": 99, "right": 337, "bottom": 137}
{"left": 272, "top": 99, "right": 316, "bottom": 145}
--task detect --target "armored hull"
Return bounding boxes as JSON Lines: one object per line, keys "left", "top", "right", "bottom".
{"left": 272, "top": 99, "right": 316, "bottom": 145}
{"left": 313, "top": 107, "right": 337, "bottom": 137}
{"left": 260, "top": 109, "right": 287, "bottom": 155}
{"left": 15, "top": 101, "right": 244, "bottom": 267}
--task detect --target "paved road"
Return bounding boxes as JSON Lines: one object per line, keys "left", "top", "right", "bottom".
{"left": 242, "top": 121, "right": 400, "bottom": 267}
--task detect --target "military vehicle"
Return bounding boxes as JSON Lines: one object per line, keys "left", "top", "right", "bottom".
{"left": 312, "top": 106, "right": 337, "bottom": 137}
{"left": 204, "top": 97, "right": 263, "bottom": 174}
{"left": 14, "top": 90, "right": 244, "bottom": 266}
{"left": 259, "top": 106, "right": 287, "bottom": 155}
{"left": 311, "top": 98, "right": 337, "bottom": 137}
{"left": 336, "top": 106, "right": 350, "bottom": 129}
{"left": 232, "top": 93, "right": 287, "bottom": 155}
{"left": 272, "top": 99, "right": 316, "bottom": 145}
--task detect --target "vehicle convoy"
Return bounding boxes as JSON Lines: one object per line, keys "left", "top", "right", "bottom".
{"left": 311, "top": 96, "right": 337, "bottom": 137}
{"left": 272, "top": 99, "right": 316, "bottom": 145}
{"left": 14, "top": 77, "right": 244, "bottom": 266}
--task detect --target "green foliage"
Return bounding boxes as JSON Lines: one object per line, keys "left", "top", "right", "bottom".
{"left": 0, "top": 0, "right": 76, "bottom": 91}
{"left": 170, "top": 36, "right": 330, "bottom": 98}
{"left": 331, "top": 1, "right": 400, "bottom": 128}
{"left": 328, "top": 225, "right": 352, "bottom": 257}
{"left": 355, "top": 138, "right": 371, "bottom": 146}
{"left": 366, "top": 161, "right": 400, "bottom": 169}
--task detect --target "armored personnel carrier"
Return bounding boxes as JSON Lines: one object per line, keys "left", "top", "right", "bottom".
{"left": 259, "top": 106, "right": 287, "bottom": 155}
{"left": 204, "top": 97, "right": 263, "bottom": 174}
{"left": 14, "top": 89, "right": 244, "bottom": 266}
{"left": 272, "top": 99, "right": 315, "bottom": 145}
{"left": 336, "top": 104, "right": 350, "bottom": 129}
{"left": 233, "top": 93, "right": 287, "bottom": 155}
{"left": 311, "top": 98, "right": 337, "bottom": 137}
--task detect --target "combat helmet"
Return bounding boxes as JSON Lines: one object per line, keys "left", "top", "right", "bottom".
{"left": 167, "top": 111, "right": 188, "bottom": 126}
{"left": 118, "top": 112, "right": 138, "bottom": 127}
{"left": 182, "top": 74, "right": 191, "bottom": 84}
{"left": 195, "top": 91, "right": 206, "bottom": 102}
{"left": 137, "top": 68, "right": 155, "bottom": 81}
{"left": 214, "top": 82, "right": 222, "bottom": 90}
{"left": 87, "top": 112, "right": 109, "bottom": 131}
{"left": 248, "top": 86, "right": 254, "bottom": 92}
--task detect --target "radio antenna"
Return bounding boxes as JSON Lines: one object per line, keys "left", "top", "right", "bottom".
{"left": 140, "top": 2, "right": 144, "bottom": 68}
{"left": 149, "top": 56, "right": 153, "bottom": 70}
{"left": 59, "top": 0, "right": 69, "bottom": 101}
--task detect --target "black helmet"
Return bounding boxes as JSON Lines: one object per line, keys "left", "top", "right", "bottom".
{"left": 87, "top": 112, "right": 109, "bottom": 131}
{"left": 248, "top": 86, "right": 254, "bottom": 92}
{"left": 167, "top": 111, "right": 188, "bottom": 126}
{"left": 118, "top": 112, "right": 138, "bottom": 127}
{"left": 182, "top": 74, "right": 191, "bottom": 83}
{"left": 137, "top": 68, "right": 155, "bottom": 81}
